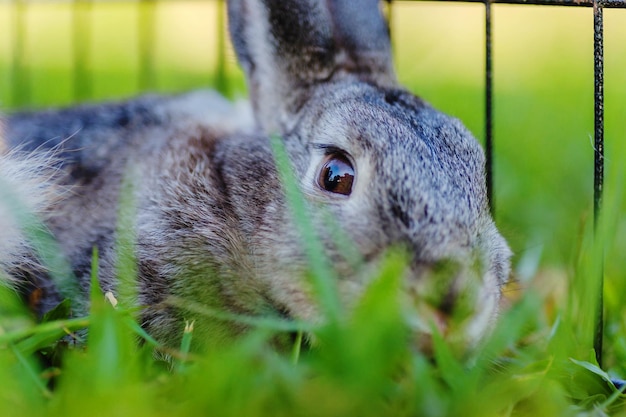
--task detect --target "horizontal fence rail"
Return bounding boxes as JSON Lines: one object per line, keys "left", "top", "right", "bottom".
{"left": 2, "top": 0, "right": 626, "bottom": 367}
{"left": 428, "top": 0, "right": 625, "bottom": 6}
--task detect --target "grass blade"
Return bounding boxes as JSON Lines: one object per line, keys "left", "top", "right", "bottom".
{"left": 176, "top": 320, "right": 194, "bottom": 373}
{"left": 269, "top": 134, "right": 341, "bottom": 322}
{"left": 10, "top": 342, "right": 51, "bottom": 399}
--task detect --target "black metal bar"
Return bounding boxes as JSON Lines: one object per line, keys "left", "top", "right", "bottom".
{"left": 412, "top": 0, "right": 626, "bottom": 6}
{"left": 592, "top": 0, "right": 604, "bottom": 368}
{"left": 138, "top": 0, "right": 157, "bottom": 91}
{"left": 11, "top": 0, "right": 29, "bottom": 108}
{"left": 73, "top": 0, "right": 92, "bottom": 101}
{"left": 434, "top": 0, "right": 626, "bottom": 6}
{"left": 485, "top": 0, "right": 494, "bottom": 211}
{"left": 214, "top": 0, "right": 229, "bottom": 96}
{"left": 385, "top": 0, "right": 394, "bottom": 30}
{"left": 385, "top": 0, "right": 395, "bottom": 84}
{"left": 593, "top": 2, "right": 604, "bottom": 234}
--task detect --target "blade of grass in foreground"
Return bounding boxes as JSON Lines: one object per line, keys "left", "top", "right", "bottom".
{"left": 0, "top": 336, "right": 46, "bottom": 416}
{"left": 114, "top": 165, "right": 139, "bottom": 313}
{"left": 46, "top": 249, "right": 157, "bottom": 417}
{"left": 0, "top": 178, "right": 79, "bottom": 304}
{"left": 176, "top": 320, "right": 194, "bottom": 373}
{"left": 10, "top": 342, "right": 51, "bottom": 399}
{"left": 307, "top": 250, "right": 409, "bottom": 413}
{"left": 0, "top": 289, "right": 51, "bottom": 402}
{"left": 83, "top": 247, "right": 137, "bottom": 391}
{"left": 269, "top": 134, "right": 341, "bottom": 322}
{"left": 166, "top": 295, "right": 310, "bottom": 333}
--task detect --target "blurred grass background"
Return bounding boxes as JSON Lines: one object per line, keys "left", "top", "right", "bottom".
{"left": 1, "top": 0, "right": 626, "bottom": 367}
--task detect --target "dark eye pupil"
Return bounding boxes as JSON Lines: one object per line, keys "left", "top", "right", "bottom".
{"left": 319, "top": 154, "right": 354, "bottom": 196}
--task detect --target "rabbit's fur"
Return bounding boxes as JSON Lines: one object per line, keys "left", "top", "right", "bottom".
{"left": 1, "top": 0, "right": 511, "bottom": 348}
{"left": 0, "top": 123, "right": 62, "bottom": 281}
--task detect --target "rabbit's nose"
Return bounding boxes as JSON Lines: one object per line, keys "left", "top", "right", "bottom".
{"left": 404, "top": 258, "right": 484, "bottom": 354}
{"left": 406, "top": 259, "right": 463, "bottom": 314}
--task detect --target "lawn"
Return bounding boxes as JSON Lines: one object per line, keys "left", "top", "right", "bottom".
{"left": 1, "top": 1, "right": 626, "bottom": 415}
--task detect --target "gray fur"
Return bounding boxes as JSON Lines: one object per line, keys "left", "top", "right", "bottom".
{"left": 0, "top": 0, "right": 510, "bottom": 349}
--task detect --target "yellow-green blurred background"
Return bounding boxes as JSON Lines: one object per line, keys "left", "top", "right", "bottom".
{"left": 1, "top": 1, "right": 626, "bottom": 280}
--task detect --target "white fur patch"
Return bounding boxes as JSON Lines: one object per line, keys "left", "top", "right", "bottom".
{"left": 0, "top": 143, "right": 63, "bottom": 278}
{"left": 155, "top": 90, "right": 255, "bottom": 134}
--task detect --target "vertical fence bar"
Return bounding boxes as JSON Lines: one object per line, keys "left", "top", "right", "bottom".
{"left": 138, "top": 0, "right": 157, "bottom": 91}
{"left": 383, "top": 0, "right": 395, "bottom": 78}
{"left": 11, "top": 0, "right": 29, "bottom": 108}
{"left": 592, "top": 0, "right": 604, "bottom": 368}
{"left": 215, "top": 0, "right": 229, "bottom": 96}
{"left": 384, "top": 0, "right": 394, "bottom": 35}
{"left": 485, "top": 0, "right": 494, "bottom": 212}
{"left": 73, "top": 0, "right": 92, "bottom": 102}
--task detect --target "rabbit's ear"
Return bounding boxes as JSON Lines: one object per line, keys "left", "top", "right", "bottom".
{"left": 228, "top": 0, "right": 397, "bottom": 133}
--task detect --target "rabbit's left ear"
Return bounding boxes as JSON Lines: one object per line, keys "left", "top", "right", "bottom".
{"left": 228, "top": 0, "right": 397, "bottom": 133}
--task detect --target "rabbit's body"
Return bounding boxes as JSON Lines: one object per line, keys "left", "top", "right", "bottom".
{"left": 4, "top": 92, "right": 259, "bottom": 332}
{"left": 1, "top": 0, "right": 511, "bottom": 349}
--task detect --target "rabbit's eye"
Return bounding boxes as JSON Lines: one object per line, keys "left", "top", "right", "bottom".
{"left": 318, "top": 154, "right": 354, "bottom": 196}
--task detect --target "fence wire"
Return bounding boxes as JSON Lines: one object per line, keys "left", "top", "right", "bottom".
{"left": 407, "top": 0, "right": 626, "bottom": 367}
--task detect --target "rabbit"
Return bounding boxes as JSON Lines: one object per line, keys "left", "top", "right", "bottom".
{"left": 2, "top": 0, "right": 511, "bottom": 350}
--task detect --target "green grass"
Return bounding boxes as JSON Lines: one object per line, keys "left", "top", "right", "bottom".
{"left": 2, "top": 2, "right": 626, "bottom": 416}
{"left": 0, "top": 212, "right": 622, "bottom": 416}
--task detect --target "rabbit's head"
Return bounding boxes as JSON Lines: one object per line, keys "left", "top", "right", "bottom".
{"left": 222, "top": 0, "right": 511, "bottom": 346}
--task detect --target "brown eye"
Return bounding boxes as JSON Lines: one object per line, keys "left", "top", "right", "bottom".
{"left": 318, "top": 153, "right": 355, "bottom": 196}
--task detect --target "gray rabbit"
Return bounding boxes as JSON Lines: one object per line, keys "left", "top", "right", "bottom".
{"left": 0, "top": 0, "right": 511, "bottom": 349}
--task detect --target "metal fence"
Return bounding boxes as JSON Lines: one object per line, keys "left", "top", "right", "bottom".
{"left": 477, "top": 0, "right": 625, "bottom": 367}
{"left": 5, "top": 0, "right": 232, "bottom": 105}
{"left": 3, "top": 0, "right": 626, "bottom": 365}
{"left": 459, "top": 0, "right": 626, "bottom": 367}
